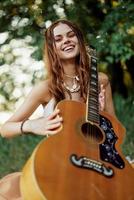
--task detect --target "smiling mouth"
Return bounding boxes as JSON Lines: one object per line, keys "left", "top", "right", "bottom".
{"left": 63, "top": 45, "right": 75, "bottom": 52}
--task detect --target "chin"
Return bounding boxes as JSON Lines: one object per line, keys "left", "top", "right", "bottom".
{"left": 61, "top": 51, "right": 79, "bottom": 60}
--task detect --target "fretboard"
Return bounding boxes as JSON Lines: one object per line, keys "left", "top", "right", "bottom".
{"left": 87, "top": 54, "right": 100, "bottom": 124}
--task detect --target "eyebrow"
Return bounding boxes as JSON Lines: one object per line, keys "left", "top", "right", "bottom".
{"left": 54, "top": 30, "right": 74, "bottom": 37}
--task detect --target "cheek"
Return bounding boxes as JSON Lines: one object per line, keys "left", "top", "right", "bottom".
{"left": 75, "top": 41, "right": 80, "bottom": 53}
{"left": 55, "top": 42, "right": 61, "bottom": 51}
{"left": 74, "top": 36, "right": 79, "bottom": 43}
{"left": 74, "top": 37, "right": 79, "bottom": 49}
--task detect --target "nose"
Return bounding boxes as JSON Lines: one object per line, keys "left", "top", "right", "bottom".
{"left": 63, "top": 36, "right": 71, "bottom": 44}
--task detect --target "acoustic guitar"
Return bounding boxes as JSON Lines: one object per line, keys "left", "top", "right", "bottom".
{"left": 20, "top": 49, "right": 134, "bottom": 200}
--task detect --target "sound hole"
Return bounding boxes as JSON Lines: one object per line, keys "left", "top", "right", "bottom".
{"left": 81, "top": 123, "right": 104, "bottom": 144}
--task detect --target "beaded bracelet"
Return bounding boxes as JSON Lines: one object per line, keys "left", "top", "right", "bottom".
{"left": 20, "top": 119, "right": 29, "bottom": 135}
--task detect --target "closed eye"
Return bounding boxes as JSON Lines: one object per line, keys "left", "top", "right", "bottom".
{"left": 68, "top": 31, "right": 76, "bottom": 38}
{"left": 54, "top": 31, "right": 76, "bottom": 42}
{"left": 54, "top": 36, "right": 62, "bottom": 42}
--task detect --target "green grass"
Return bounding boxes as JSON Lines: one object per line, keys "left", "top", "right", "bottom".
{"left": 0, "top": 134, "right": 43, "bottom": 178}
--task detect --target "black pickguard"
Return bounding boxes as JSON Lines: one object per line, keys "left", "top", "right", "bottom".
{"left": 99, "top": 115, "right": 125, "bottom": 169}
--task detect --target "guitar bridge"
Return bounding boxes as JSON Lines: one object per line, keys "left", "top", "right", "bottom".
{"left": 70, "top": 154, "right": 114, "bottom": 177}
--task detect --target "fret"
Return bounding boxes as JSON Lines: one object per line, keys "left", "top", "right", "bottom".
{"left": 89, "top": 99, "right": 98, "bottom": 105}
{"left": 87, "top": 115, "right": 99, "bottom": 123}
{"left": 91, "top": 67, "right": 97, "bottom": 72}
{"left": 90, "top": 80, "right": 98, "bottom": 86}
{"left": 88, "top": 116, "right": 99, "bottom": 122}
{"left": 89, "top": 91, "right": 98, "bottom": 96}
{"left": 90, "top": 89, "right": 98, "bottom": 94}
{"left": 91, "top": 66, "right": 97, "bottom": 71}
{"left": 88, "top": 108, "right": 99, "bottom": 115}
{"left": 90, "top": 84, "right": 98, "bottom": 89}
{"left": 91, "top": 81, "right": 97, "bottom": 86}
{"left": 88, "top": 108, "right": 99, "bottom": 113}
{"left": 88, "top": 105, "right": 99, "bottom": 112}
{"left": 89, "top": 96, "right": 98, "bottom": 100}
{"left": 90, "top": 91, "right": 98, "bottom": 97}
{"left": 90, "top": 74, "right": 98, "bottom": 80}
{"left": 88, "top": 113, "right": 99, "bottom": 119}
{"left": 88, "top": 111, "right": 99, "bottom": 117}
{"left": 87, "top": 112, "right": 99, "bottom": 119}
{"left": 91, "top": 74, "right": 97, "bottom": 79}
{"left": 88, "top": 115, "right": 99, "bottom": 122}
{"left": 91, "top": 71, "right": 97, "bottom": 75}
{"left": 90, "top": 83, "right": 98, "bottom": 88}
{"left": 91, "top": 77, "right": 97, "bottom": 81}
{"left": 89, "top": 97, "right": 98, "bottom": 103}
{"left": 90, "top": 75, "right": 98, "bottom": 80}
{"left": 91, "top": 57, "right": 97, "bottom": 63}
{"left": 91, "top": 65, "right": 97, "bottom": 70}
{"left": 88, "top": 117, "right": 99, "bottom": 123}
{"left": 87, "top": 49, "right": 100, "bottom": 125}
{"left": 90, "top": 88, "right": 98, "bottom": 94}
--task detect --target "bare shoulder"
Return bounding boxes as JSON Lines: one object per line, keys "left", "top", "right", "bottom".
{"left": 31, "top": 79, "right": 51, "bottom": 104}
{"left": 98, "top": 72, "right": 109, "bottom": 87}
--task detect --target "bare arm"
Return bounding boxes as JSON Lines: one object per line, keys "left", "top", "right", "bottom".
{"left": 0, "top": 81, "right": 62, "bottom": 138}
{"left": 99, "top": 72, "right": 116, "bottom": 117}
{"left": 104, "top": 81, "right": 116, "bottom": 116}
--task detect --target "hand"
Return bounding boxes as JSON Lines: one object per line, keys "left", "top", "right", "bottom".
{"left": 99, "top": 84, "right": 105, "bottom": 111}
{"left": 28, "top": 109, "right": 63, "bottom": 136}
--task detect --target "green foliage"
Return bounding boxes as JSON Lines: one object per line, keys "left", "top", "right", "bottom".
{"left": 90, "top": 1, "right": 134, "bottom": 64}
{"left": 114, "top": 93, "right": 134, "bottom": 158}
{"left": 1, "top": 0, "right": 134, "bottom": 89}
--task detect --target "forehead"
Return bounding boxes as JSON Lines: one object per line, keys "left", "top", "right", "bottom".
{"left": 53, "top": 23, "right": 73, "bottom": 36}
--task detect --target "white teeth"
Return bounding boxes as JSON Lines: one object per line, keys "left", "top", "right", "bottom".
{"left": 63, "top": 46, "right": 74, "bottom": 51}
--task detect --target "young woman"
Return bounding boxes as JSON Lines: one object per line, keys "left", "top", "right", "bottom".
{"left": 0, "top": 19, "right": 115, "bottom": 199}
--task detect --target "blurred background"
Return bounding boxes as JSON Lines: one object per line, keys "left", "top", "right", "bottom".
{"left": 0, "top": 0, "right": 134, "bottom": 177}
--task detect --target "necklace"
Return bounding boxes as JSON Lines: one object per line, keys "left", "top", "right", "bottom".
{"left": 64, "top": 74, "right": 79, "bottom": 80}
{"left": 63, "top": 75, "right": 80, "bottom": 93}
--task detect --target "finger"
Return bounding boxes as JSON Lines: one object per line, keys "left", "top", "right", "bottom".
{"left": 45, "top": 130, "right": 58, "bottom": 136}
{"left": 47, "top": 122, "right": 62, "bottom": 130}
{"left": 99, "top": 86, "right": 105, "bottom": 98}
{"left": 46, "top": 126, "right": 61, "bottom": 135}
{"left": 48, "top": 116, "right": 63, "bottom": 125}
{"left": 47, "top": 109, "right": 60, "bottom": 120}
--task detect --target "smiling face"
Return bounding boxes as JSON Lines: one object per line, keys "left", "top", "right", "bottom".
{"left": 53, "top": 23, "right": 80, "bottom": 61}
{"left": 44, "top": 19, "right": 89, "bottom": 103}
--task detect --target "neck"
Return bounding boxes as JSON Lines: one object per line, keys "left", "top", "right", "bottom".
{"left": 62, "top": 60, "right": 80, "bottom": 94}
{"left": 61, "top": 60, "right": 77, "bottom": 76}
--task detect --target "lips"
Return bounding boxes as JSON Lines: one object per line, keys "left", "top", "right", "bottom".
{"left": 62, "top": 45, "right": 75, "bottom": 52}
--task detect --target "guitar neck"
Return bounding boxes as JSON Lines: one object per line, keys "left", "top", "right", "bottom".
{"left": 86, "top": 53, "right": 100, "bottom": 124}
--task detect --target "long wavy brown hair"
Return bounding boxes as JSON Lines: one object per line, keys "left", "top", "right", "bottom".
{"left": 44, "top": 19, "right": 90, "bottom": 103}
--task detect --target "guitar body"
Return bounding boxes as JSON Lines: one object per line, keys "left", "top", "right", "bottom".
{"left": 20, "top": 100, "right": 134, "bottom": 200}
